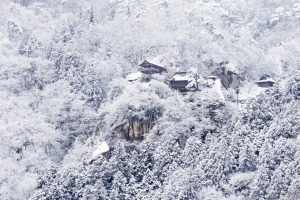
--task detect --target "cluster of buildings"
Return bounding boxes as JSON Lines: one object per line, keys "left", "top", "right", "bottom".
{"left": 96, "top": 60, "right": 277, "bottom": 161}
{"left": 128, "top": 59, "right": 276, "bottom": 91}
{"left": 130, "top": 59, "right": 199, "bottom": 92}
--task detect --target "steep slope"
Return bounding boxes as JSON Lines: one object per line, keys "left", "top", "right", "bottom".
{"left": 31, "top": 76, "right": 228, "bottom": 199}
{"left": 0, "top": 0, "right": 300, "bottom": 199}
{"left": 226, "top": 73, "right": 300, "bottom": 199}
{"left": 31, "top": 73, "right": 300, "bottom": 199}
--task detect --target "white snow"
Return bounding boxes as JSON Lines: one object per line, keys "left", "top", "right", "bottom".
{"left": 213, "top": 79, "right": 225, "bottom": 101}
{"left": 238, "top": 82, "right": 267, "bottom": 100}
{"left": 145, "top": 55, "right": 168, "bottom": 67}
{"left": 256, "top": 77, "right": 275, "bottom": 84}
{"left": 229, "top": 172, "right": 256, "bottom": 186}
{"left": 225, "top": 62, "right": 237, "bottom": 72}
{"left": 1, "top": 0, "right": 300, "bottom": 198}
{"left": 172, "top": 74, "right": 193, "bottom": 81}
{"left": 146, "top": 58, "right": 163, "bottom": 67}
{"left": 126, "top": 72, "right": 143, "bottom": 82}
{"left": 293, "top": 3, "right": 300, "bottom": 17}
{"left": 171, "top": 71, "right": 197, "bottom": 90}
{"left": 91, "top": 141, "right": 109, "bottom": 159}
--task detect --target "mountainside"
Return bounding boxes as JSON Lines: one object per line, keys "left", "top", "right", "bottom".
{"left": 31, "top": 73, "right": 300, "bottom": 200}
{"left": 0, "top": 0, "right": 300, "bottom": 199}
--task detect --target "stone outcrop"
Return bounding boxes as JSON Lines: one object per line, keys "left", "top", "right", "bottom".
{"left": 213, "top": 67, "right": 240, "bottom": 89}
{"left": 118, "top": 114, "right": 158, "bottom": 142}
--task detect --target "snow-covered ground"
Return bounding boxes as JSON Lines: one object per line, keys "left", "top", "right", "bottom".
{"left": 1, "top": 0, "right": 300, "bottom": 199}
{"left": 238, "top": 82, "right": 267, "bottom": 101}
{"left": 91, "top": 141, "right": 109, "bottom": 160}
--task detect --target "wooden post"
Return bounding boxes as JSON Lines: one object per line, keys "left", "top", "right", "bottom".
{"left": 236, "top": 87, "right": 240, "bottom": 107}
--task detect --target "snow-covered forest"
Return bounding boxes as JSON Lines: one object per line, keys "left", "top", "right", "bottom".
{"left": 0, "top": 0, "right": 300, "bottom": 199}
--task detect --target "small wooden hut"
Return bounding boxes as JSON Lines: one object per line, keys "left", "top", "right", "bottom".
{"left": 139, "top": 60, "right": 167, "bottom": 75}
{"left": 256, "top": 74, "right": 275, "bottom": 87}
{"left": 169, "top": 72, "right": 196, "bottom": 92}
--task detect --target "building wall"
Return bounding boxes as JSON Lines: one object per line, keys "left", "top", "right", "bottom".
{"left": 170, "top": 81, "right": 188, "bottom": 91}
{"left": 139, "top": 65, "right": 162, "bottom": 74}
{"left": 258, "top": 82, "right": 274, "bottom": 87}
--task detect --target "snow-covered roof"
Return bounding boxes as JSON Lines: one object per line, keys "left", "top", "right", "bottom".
{"left": 145, "top": 58, "right": 164, "bottom": 67}
{"left": 172, "top": 73, "right": 193, "bottom": 82}
{"left": 126, "top": 72, "right": 142, "bottom": 82}
{"left": 140, "top": 55, "right": 169, "bottom": 69}
{"left": 256, "top": 75, "right": 275, "bottom": 83}
{"left": 139, "top": 59, "right": 167, "bottom": 73}
{"left": 175, "top": 72, "right": 187, "bottom": 75}
{"left": 91, "top": 141, "right": 109, "bottom": 159}
{"left": 256, "top": 78, "right": 275, "bottom": 84}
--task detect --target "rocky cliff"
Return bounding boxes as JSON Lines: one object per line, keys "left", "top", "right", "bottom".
{"left": 213, "top": 67, "right": 241, "bottom": 89}
{"left": 117, "top": 114, "right": 158, "bottom": 142}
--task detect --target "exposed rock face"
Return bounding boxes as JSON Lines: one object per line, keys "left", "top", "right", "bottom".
{"left": 213, "top": 67, "right": 240, "bottom": 89}
{"left": 119, "top": 114, "right": 158, "bottom": 142}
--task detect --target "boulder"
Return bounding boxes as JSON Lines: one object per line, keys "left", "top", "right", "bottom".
{"left": 213, "top": 67, "right": 240, "bottom": 89}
